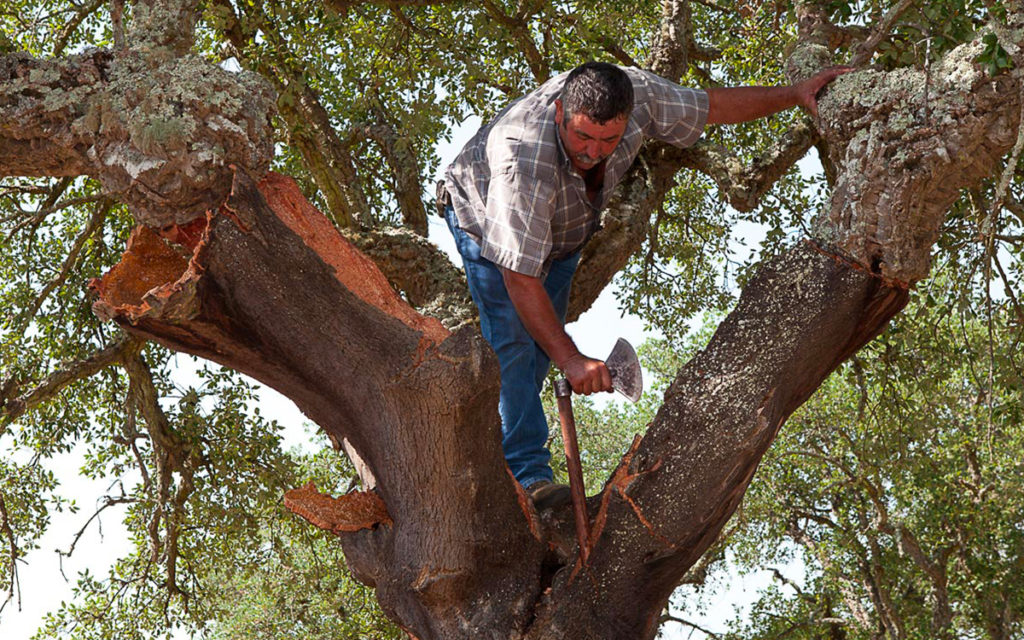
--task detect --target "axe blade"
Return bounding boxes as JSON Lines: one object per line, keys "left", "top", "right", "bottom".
{"left": 606, "top": 338, "right": 642, "bottom": 403}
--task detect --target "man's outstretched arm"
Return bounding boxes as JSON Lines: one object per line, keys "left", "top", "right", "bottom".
{"left": 501, "top": 268, "right": 612, "bottom": 396}
{"left": 705, "top": 66, "right": 851, "bottom": 123}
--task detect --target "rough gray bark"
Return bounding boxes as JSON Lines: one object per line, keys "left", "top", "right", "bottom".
{"left": 0, "top": 44, "right": 274, "bottom": 225}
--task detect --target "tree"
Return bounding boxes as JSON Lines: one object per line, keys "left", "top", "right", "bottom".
{"left": 1, "top": 0, "right": 1022, "bottom": 638}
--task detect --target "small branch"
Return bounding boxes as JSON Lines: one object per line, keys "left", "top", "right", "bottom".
{"left": 5, "top": 177, "right": 73, "bottom": 240}
{"left": 669, "top": 119, "right": 820, "bottom": 212}
{"left": 16, "top": 198, "right": 111, "bottom": 329}
{"left": 602, "top": 39, "right": 639, "bottom": 68}
{"left": 111, "top": 0, "right": 126, "bottom": 50}
{"left": 478, "top": 0, "right": 549, "bottom": 82}
{"left": 122, "top": 350, "right": 198, "bottom": 597}
{"left": 53, "top": 0, "right": 105, "bottom": 57}
{"left": 849, "top": 0, "right": 919, "bottom": 67}
{"left": 58, "top": 491, "right": 136, "bottom": 560}
{"left": 688, "top": 42, "right": 721, "bottom": 63}
{"left": 5, "top": 193, "right": 110, "bottom": 240}
{"left": 991, "top": 251, "right": 1024, "bottom": 327}
{"left": 0, "top": 493, "right": 21, "bottom": 615}
{"left": 1003, "top": 194, "right": 1024, "bottom": 226}
{"left": 357, "top": 119, "right": 429, "bottom": 236}
{"left": 1, "top": 334, "right": 140, "bottom": 430}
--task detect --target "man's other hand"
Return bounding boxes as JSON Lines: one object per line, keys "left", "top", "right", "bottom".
{"left": 561, "top": 353, "right": 613, "bottom": 395}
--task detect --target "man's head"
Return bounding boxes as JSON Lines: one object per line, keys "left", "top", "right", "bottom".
{"left": 555, "top": 62, "right": 634, "bottom": 173}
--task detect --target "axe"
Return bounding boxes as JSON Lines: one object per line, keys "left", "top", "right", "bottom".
{"left": 553, "top": 338, "right": 642, "bottom": 565}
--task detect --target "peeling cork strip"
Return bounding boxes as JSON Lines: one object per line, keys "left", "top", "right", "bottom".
{"left": 258, "top": 172, "right": 450, "bottom": 345}
{"left": 284, "top": 482, "right": 392, "bottom": 533}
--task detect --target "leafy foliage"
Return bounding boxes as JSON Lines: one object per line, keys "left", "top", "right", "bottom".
{"left": 664, "top": 268, "right": 1024, "bottom": 639}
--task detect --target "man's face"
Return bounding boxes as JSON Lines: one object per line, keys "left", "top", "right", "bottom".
{"left": 555, "top": 99, "right": 627, "bottom": 173}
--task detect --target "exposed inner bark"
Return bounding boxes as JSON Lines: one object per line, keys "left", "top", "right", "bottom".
{"left": 91, "top": 170, "right": 547, "bottom": 638}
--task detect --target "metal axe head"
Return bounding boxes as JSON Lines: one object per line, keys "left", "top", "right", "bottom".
{"left": 606, "top": 338, "right": 643, "bottom": 403}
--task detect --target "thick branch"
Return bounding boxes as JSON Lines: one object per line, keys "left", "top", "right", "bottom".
{"left": 0, "top": 49, "right": 276, "bottom": 226}
{"left": 814, "top": 41, "right": 1023, "bottom": 282}
{"left": 1, "top": 334, "right": 139, "bottom": 429}
{"left": 786, "top": 1, "right": 839, "bottom": 83}
{"left": 90, "top": 170, "right": 546, "bottom": 638}
{"left": 536, "top": 242, "right": 909, "bottom": 638}
{"left": 647, "top": 0, "right": 693, "bottom": 82}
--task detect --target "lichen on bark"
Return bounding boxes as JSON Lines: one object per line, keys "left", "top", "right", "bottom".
{"left": 1, "top": 48, "right": 276, "bottom": 226}
{"left": 811, "top": 39, "right": 1021, "bottom": 283}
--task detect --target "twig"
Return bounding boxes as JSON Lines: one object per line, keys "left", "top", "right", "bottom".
{"left": 17, "top": 199, "right": 111, "bottom": 330}
{"left": 58, "top": 493, "right": 136, "bottom": 568}
{"left": 660, "top": 611, "right": 722, "bottom": 638}
{"left": 0, "top": 493, "right": 21, "bottom": 614}
{"left": 849, "top": 0, "right": 919, "bottom": 67}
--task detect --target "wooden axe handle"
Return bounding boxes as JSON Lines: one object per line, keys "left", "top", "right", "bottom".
{"left": 556, "top": 391, "right": 590, "bottom": 566}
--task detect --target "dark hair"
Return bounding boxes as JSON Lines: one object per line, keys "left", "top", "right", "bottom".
{"left": 559, "top": 62, "right": 634, "bottom": 124}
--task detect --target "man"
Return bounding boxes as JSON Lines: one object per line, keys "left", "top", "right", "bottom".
{"left": 441, "top": 62, "right": 847, "bottom": 509}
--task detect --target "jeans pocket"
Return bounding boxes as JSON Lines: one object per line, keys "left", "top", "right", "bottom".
{"left": 445, "top": 206, "right": 483, "bottom": 262}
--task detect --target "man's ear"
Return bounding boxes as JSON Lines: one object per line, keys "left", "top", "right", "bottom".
{"left": 554, "top": 99, "right": 564, "bottom": 127}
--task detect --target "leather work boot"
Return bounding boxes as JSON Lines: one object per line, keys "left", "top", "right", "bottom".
{"left": 527, "top": 480, "right": 572, "bottom": 511}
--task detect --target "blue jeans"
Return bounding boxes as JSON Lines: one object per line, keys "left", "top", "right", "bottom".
{"left": 444, "top": 206, "right": 580, "bottom": 488}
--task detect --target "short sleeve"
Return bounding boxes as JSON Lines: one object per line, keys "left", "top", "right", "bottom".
{"left": 631, "top": 69, "right": 709, "bottom": 148}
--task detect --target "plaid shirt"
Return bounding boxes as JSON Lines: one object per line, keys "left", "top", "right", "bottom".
{"left": 445, "top": 67, "right": 708, "bottom": 277}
